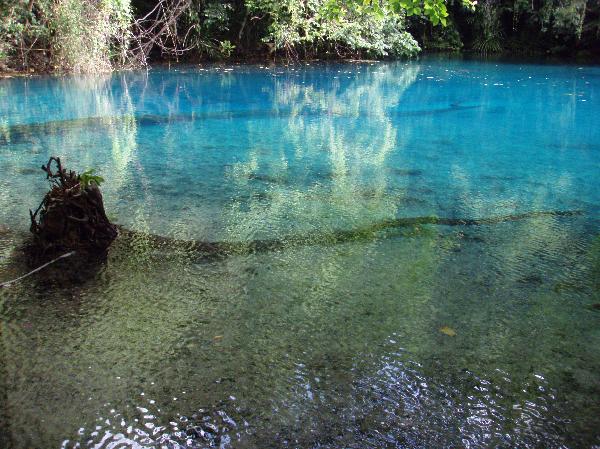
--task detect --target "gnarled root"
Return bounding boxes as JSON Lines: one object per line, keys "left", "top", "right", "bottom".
{"left": 29, "top": 157, "right": 117, "bottom": 257}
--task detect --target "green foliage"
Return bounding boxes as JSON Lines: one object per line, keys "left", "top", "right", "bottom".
{"left": 218, "top": 40, "right": 236, "bottom": 58}
{"left": 2, "top": 0, "right": 600, "bottom": 71}
{"left": 52, "top": 0, "right": 132, "bottom": 72}
{"left": 0, "top": 0, "right": 132, "bottom": 72}
{"left": 465, "top": 0, "right": 597, "bottom": 54}
{"left": 247, "top": 0, "right": 420, "bottom": 58}
{"left": 427, "top": 22, "right": 464, "bottom": 50}
{"left": 181, "top": 1, "right": 237, "bottom": 59}
{"left": 79, "top": 169, "right": 105, "bottom": 188}
{"left": 0, "top": 0, "right": 53, "bottom": 70}
{"left": 324, "top": 0, "right": 476, "bottom": 26}
{"left": 470, "top": 0, "right": 503, "bottom": 54}
{"left": 547, "top": 0, "right": 587, "bottom": 38}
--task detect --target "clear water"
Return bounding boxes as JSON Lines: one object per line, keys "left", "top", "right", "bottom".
{"left": 0, "top": 57, "right": 599, "bottom": 448}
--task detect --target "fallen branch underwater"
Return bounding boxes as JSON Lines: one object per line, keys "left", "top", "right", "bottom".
{"left": 0, "top": 209, "right": 583, "bottom": 286}
{"left": 0, "top": 251, "right": 75, "bottom": 288}
{"left": 0, "top": 104, "right": 482, "bottom": 147}
{"left": 4, "top": 156, "right": 584, "bottom": 287}
{"left": 117, "top": 209, "right": 584, "bottom": 260}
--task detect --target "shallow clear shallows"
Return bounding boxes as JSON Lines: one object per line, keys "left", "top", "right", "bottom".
{"left": 0, "top": 57, "right": 599, "bottom": 449}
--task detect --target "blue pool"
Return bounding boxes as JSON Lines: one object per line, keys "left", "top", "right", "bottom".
{"left": 0, "top": 57, "right": 599, "bottom": 448}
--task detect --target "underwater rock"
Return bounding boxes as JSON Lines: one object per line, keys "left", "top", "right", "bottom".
{"left": 247, "top": 173, "right": 288, "bottom": 185}
{"left": 16, "top": 167, "right": 41, "bottom": 176}
{"left": 553, "top": 281, "right": 586, "bottom": 294}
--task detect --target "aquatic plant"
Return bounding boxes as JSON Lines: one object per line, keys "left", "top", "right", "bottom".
{"left": 79, "top": 169, "right": 105, "bottom": 189}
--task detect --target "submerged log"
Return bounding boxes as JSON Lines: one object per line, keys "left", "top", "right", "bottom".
{"left": 1, "top": 191, "right": 583, "bottom": 288}
{"left": 1, "top": 155, "right": 584, "bottom": 288}
{"left": 29, "top": 157, "right": 117, "bottom": 256}
{"left": 116, "top": 209, "right": 583, "bottom": 262}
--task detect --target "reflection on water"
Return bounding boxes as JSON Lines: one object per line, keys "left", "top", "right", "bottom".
{"left": 0, "top": 58, "right": 599, "bottom": 448}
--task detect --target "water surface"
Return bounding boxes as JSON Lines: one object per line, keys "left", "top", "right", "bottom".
{"left": 1, "top": 57, "right": 599, "bottom": 448}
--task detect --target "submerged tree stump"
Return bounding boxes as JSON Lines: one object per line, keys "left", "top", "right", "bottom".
{"left": 29, "top": 157, "right": 117, "bottom": 255}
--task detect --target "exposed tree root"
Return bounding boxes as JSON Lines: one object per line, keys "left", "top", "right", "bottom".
{"left": 28, "top": 157, "right": 117, "bottom": 258}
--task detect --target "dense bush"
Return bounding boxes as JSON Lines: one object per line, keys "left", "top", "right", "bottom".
{"left": 426, "top": 0, "right": 600, "bottom": 55}
{"left": 52, "top": 0, "right": 132, "bottom": 72}
{"left": 0, "top": 0, "right": 53, "bottom": 71}
{"left": 246, "top": 0, "right": 420, "bottom": 59}
{"left": 0, "top": 0, "right": 132, "bottom": 72}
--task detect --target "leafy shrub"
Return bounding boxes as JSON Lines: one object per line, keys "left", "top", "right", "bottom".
{"left": 79, "top": 169, "right": 105, "bottom": 188}
{"left": 177, "top": 1, "right": 238, "bottom": 60}
{"left": 0, "top": 0, "right": 53, "bottom": 70}
{"left": 52, "top": 0, "right": 132, "bottom": 73}
{"left": 0, "top": 0, "right": 132, "bottom": 72}
{"left": 247, "top": 0, "right": 420, "bottom": 59}
{"left": 470, "top": 0, "right": 503, "bottom": 54}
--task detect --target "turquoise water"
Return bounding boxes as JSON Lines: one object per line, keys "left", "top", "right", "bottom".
{"left": 0, "top": 57, "right": 599, "bottom": 448}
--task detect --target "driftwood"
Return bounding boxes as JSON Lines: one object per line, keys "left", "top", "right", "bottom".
{"left": 29, "top": 157, "right": 117, "bottom": 256}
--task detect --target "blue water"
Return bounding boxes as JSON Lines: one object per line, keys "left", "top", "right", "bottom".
{"left": 0, "top": 57, "right": 599, "bottom": 448}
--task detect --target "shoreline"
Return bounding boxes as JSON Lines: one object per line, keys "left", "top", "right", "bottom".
{"left": 1, "top": 51, "right": 599, "bottom": 77}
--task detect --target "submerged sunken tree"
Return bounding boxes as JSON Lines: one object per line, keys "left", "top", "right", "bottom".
{"left": 29, "top": 157, "right": 117, "bottom": 255}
